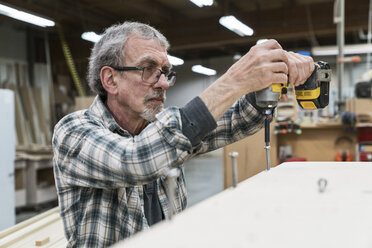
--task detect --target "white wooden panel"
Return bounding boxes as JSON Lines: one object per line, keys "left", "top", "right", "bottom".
{"left": 0, "top": 89, "right": 15, "bottom": 230}
{"left": 115, "top": 162, "right": 372, "bottom": 248}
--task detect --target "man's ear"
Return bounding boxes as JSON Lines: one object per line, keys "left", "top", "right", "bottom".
{"left": 100, "top": 66, "right": 118, "bottom": 95}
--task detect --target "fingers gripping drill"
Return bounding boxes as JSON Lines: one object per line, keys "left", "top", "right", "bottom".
{"left": 255, "top": 61, "right": 331, "bottom": 171}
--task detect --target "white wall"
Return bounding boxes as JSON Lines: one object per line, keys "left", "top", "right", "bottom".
{"left": 0, "top": 89, "right": 16, "bottom": 230}
{"left": 165, "top": 56, "right": 236, "bottom": 108}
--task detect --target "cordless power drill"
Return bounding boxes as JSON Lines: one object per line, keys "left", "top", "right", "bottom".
{"left": 255, "top": 61, "right": 332, "bottom": 170}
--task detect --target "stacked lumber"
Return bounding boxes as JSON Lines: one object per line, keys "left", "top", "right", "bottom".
{"left": 0, "top": 207, "right": 67, "bottom": 248}
{"left": 0, "top": 61, "right": 52, "bottom": 148}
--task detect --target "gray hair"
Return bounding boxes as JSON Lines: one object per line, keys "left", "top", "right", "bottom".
{"left": 87, "top": 21, "right": 170, "bottom": 98}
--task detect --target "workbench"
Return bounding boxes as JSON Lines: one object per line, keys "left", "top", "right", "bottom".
{"left": 223, "top": 122, "right": 357, "bottom": 188}
{"left": 114, "top": 162, "right": 372, "bottom": 248}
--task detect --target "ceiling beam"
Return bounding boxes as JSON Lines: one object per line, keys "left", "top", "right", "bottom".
{"left": 166, "top": 0, "right": 368, "bottom": 51}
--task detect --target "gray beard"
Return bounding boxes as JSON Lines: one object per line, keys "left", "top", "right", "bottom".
{"left": 140, "top": 91, "right": 166, "bottom": 121}
{"left": 140, "top": 103, "right": 164, "bottom": 121}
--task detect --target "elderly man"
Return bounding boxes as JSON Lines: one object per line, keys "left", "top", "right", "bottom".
{"left": 52, "top": 21, "right": 313, "bottom": 247}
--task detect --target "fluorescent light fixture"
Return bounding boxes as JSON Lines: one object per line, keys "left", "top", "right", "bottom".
{"left": 192, "top": 65, "right": 216, "bottom": 76}
{"left": 189, "top": 0, "right": 213, "bottom": 7}
{"left": 312, "top": 44, "right": 372, "bottom": 56}
{"left": 233, "top": 53, "right": 242, "bottom": 61}
{"left": 219, "top": 15, "right": 253, "bottom": 37}
{"left": 168, "top": 55, "right": 184, "bottom": 66}
{"left": 256, "top": 39, "right": 268, "bottom": 45}
{"left": 81, "top": 32, "right": 102, "bottom": 43}
{"left": 0, "top": 3, "right": 54, "bottom": 27}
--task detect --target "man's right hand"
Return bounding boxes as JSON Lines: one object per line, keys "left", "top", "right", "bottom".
{"left": 222, "top": 39, "right": 289, "bottom": 96}
{"left": 200, "top": 39, "right": 290, "bottom": 121}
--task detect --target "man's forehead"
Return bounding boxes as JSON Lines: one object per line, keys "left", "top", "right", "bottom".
{"left": 124, "top": 35, "right": 169, "bottom": 66}
{"left": 138, "top": 56, "right": 171, "bottom": 68}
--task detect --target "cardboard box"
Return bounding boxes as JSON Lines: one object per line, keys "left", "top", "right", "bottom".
{"left": 345, "top": 98, "right": 372, "bottom": 123}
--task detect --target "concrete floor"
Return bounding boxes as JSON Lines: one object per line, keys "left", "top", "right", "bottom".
{"left": 183, "top": 149, "right": 224, "bottom": 207}
{"left": 16, "top": 149, "right": 224, "bottom": 223}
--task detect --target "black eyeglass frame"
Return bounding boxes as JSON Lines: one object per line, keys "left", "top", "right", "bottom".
{"left": 110, "top": 66, "right": 176, "bottom": 86}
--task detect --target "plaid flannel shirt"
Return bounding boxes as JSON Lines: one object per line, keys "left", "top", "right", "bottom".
{"left": 52, "top": 95, "right": 265, "bottom": 247}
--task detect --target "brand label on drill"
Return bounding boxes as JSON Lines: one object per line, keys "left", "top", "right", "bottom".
{"left": 295, "top": 88, "right": 320, "bottom": 99}
{"left": 300, "top": 101, "right": 317, "bottom": 109}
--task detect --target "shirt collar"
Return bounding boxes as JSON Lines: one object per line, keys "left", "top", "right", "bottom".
{"left": 88, "top": 95, "right": 129, "bottom": 135}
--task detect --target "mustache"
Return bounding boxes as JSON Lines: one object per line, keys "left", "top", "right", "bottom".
{"left": 143, "top": 90, "right": 165, "bottom": 103}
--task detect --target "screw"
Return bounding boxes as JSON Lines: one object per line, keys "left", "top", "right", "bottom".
{"left": 318, "top": 178, "right": 327, "bottom": 193}
{"left": 228, "top": 152, "right": 239, "bottom": 187}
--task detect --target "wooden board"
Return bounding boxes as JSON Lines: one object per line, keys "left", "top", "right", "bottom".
{"left": 19, "top": 85, "right": 38, "bottom": 144}
{"left": 114, "top": 162, "right": 372, "bottom": 248}
{"left": 0, "top": 207, "right": 66, "bottom": 248}
{"left": 6, "top": 84, "right": 31, "bottom": 146}
{"left": 19, "top": 84, "right": 49, "bottom": 145}
{"left": 1, "top": 61, "right": 52, "bottom": 147}
{"left": 33, "top": 87, "right": 50, "bottom": 144}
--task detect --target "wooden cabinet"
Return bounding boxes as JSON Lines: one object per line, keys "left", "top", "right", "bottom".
{"left": 223, "top": 122, "right": 357, "bottom": 189}
{"left": 278, "top": 123, "right": 357, "bottom": 161}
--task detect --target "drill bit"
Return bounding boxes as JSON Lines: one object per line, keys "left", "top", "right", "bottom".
{"left": 264, "top": 109, "right": 272, "bottom": 171}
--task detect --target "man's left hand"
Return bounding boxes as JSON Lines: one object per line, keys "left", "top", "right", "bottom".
{"left": 286, "top": 51, "right": 314, "bottom": 87}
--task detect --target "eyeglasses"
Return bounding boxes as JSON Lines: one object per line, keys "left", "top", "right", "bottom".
{"left": 110, "top": 66, "right": 176, "bottom": 86}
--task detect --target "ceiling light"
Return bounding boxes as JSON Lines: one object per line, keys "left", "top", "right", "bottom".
{"left": 312, "top": 44, "right": 372, "bottom": 56}
{"left": 233, "top": 53, "right": 242, "bottom": 61}
{"left": 168, "top": 55, "right": 184, "bottom": 66}
{"left": 219, "top": 15, "right": 253, "bottom": 37}
{"left": 189, "top": 0, "right": 213, "bottom": 7}
{"left": 0, "top": 3, "right": 55, "bottom": 27}
{"left": 81, "top": 32, "right": 102, "bottom": 43}
{"left": 192, "top": 65, "right": 216, "bottom": 76}
{"left": 256, "top": 39, "right": 268, "bottom": 45}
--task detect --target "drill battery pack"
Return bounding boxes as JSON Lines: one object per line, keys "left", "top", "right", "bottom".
{"left": 295, "top": 61, "right": 331, "bottom": 110}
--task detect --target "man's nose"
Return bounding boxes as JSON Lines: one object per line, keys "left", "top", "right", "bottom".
{"left": 153, "top": 74, "right": 170, "bottom": 90}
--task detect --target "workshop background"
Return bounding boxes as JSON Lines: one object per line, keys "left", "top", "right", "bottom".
{"left": 1, "top": 0, "right": 372, "bottom": 242}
